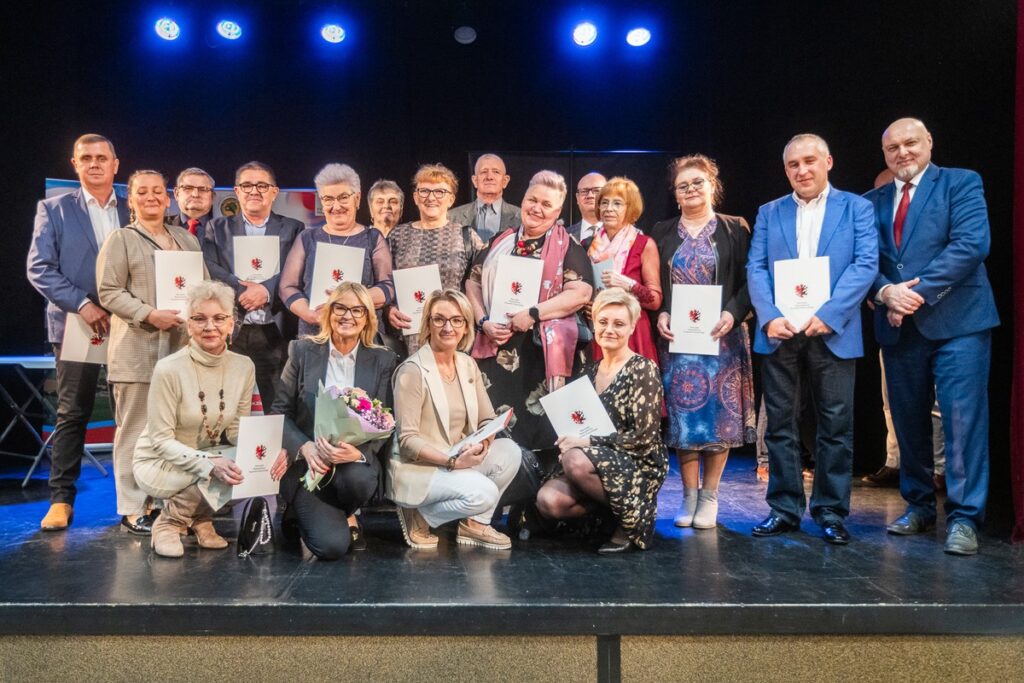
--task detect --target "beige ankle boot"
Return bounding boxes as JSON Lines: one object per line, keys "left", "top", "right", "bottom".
{"left": 151, "top": 515, "right": 185, "bottom": 557}
{"left": 176, "top": 485, "right": 228, "bottom": 549}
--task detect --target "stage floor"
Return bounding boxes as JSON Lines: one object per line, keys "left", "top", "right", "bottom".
{"left": 2, "top": 453, "right": 1023, "bottom": 637}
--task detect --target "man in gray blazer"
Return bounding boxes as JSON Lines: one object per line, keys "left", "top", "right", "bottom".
{"left": 567, "top": 171, "right": 606, "bottom": 249}
{"left": 447, "top": 153, "right": 521, "bottom": 242}
{"left": 27, "top": 133, "right": 128, "bottom": 531}
{"left": 202, "top": 161, "right": 304, "bottom": 411}
{"left": 169, "top": 167, "right": 216, "bottom": 236}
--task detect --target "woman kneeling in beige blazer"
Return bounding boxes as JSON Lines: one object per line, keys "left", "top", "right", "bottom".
{"left": 389, "top": 289, "right": 521, "bottom": 550}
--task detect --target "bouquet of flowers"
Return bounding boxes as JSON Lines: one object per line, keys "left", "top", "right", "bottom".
{"left": 304, "top": 382, "right": 395, "bottom": 491}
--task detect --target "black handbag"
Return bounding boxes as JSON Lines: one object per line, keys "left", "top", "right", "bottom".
{"left": 236, "top": 496, "right": 274, "bottom": 557}
{"left": 532, "top": 313, "right": 593, "bottom": 347}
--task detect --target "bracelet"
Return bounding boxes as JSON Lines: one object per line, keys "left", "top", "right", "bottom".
{"left": 445, "top": 455, "right": 458, "bottom": 471}
{"left": 476, "top": 315, "right": 489, "bottom": 332}
{"left": 528, "top": 306, "right": 541, "bottom": 323}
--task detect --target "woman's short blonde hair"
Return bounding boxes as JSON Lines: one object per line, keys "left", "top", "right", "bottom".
{"left": 592, "top": 287, "right": 641, "bottom": 326}
{"left": 418, "top": 288, "right": 475, "bottom": 352}
{"left": 185, "top": 280, "right": 236, "bottom": 318}
{"left": 412, "top": 163, "right": 458, "bottom": 196}
{"left": 597, "top": 177, "right": 644, "bottom": 226}
{"left": 527, "top": 170, "right": 568, "bottom": 204}
{"left": 310, "top": 281, "right": 380, "bottom": 347}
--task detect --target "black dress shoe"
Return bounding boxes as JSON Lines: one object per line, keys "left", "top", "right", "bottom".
{"left": 597, "top": 538, "right": 634, "bottom": 555}
{"left": 886, "top": 511, "right": 935, "bottom": 536}
{"left": 121, "top": 514, "right": 153, "bottom": 536}
{"left": 821, "top": 520, "right": 850, "bottom": 545}
{"left": 861, "top": 465, "right": 900, "bottom": 488}
{"left": 349, "top": 522, "right": 367, "bottom": 551}
{"left": 751, "top": 514, "right": 798, "bottom": 537}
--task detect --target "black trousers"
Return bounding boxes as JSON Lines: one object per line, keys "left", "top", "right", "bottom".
{"left": 49, "top": 344, "right": 104, "bottom": 505}
{"left": 281, "top": 456, "right": 380, "bottom": 560}
{"left": 762, "top": 335, "right": 855, "bottom": 526}
{"left": 231, "top": 323, "right": 284, "bottom": 411}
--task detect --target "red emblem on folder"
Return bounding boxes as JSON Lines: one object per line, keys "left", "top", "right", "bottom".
{"left": 255, "top": 444, "right": 267, "bottom": 460}
{"left": 332, "top": 268, "right": 344, "bottom": 282}
{"left": 688, "top": 309, "right": 701, "bottom": 323}
{"left": 571, "top": 410, "right": 585, "bottom": 425}
{"left": 511, "top": 281, "right": 523, "bottom": 295}
{"left": 251, "top": 257, "right": 263, "bottom": 271}
{"left": 174, "top": 276, "right": 186, "bottom": 290}
{"left": 795, "top": 284, "right": 808, "bottom": 298}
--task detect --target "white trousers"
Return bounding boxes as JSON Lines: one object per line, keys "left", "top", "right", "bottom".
{"left": 417, "top": 438, "right": 521, "bottom": 527}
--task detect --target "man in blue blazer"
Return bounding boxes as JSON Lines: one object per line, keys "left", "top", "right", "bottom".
{"left": 865, "top": 118, "right": 999, "bottom": 555}
{"left": 747, "top": 134, "right": 878, "bottom": 545}
{"left": 202, "top": 161, "right": 304, "bottom": 411}
{"left": 26, "top": 133, "right": 129, "bottom": 531}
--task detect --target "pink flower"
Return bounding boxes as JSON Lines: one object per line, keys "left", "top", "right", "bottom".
{"left": 358, "top": 398, "right": 373, "bottom": 412}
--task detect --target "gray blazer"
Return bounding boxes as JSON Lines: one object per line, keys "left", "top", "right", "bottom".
{"left": 448, "top": 198, "right": 521, "bottom": 242}
{"left": 271, "top": 337, "right": 397, "bottom": 468}
{"left": 27, "top": 188, "right": 129, "bottom": 343}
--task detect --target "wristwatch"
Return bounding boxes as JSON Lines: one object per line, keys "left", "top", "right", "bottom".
{"left": 528, "top": 306, "right": 541, "bottom": 323}
{"left": 445, "top": 454, "right": 458, "bottom": 471}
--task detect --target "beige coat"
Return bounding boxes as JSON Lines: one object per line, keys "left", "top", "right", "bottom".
{"left": 96, "top": 223, "right": 206, "bottom": 383}
{"left": 387, "top": 345, "right": 497, "bottom": 506}
{"left": 133, "top": 342, "right": 256, "bottom": 509}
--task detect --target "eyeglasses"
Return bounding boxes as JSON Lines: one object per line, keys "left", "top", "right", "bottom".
{"left": 188, "top": 314, "right": 232, "bottom": 328}
{"left": 429, "top": 315, "right": 467, "bottom": 329}
{"left": 330, "top": 303, "right": 369, "bottom": 319}
{"left": 598, "top": 198, "right": 626, "bottom": 209}
{"left": 177, "top": 185, "right": 213, "bottom": 195}
{"left": 415, "top": 188, "right": 452, "bottom": 199}
{"left": 237, "top": 182, "right": 276, "bottom": 194}
{"left": 674, "top": 178, "right": 707, "bottom": 193}
{"left": 320, "top": 192, "right": 357, "bottom": 207}
{"left": 576, "top": 186, "right": 604, "bottom": 197}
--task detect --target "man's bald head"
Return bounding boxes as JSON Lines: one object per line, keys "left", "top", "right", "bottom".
{"left": 882, "top": 118, "right": 933, "bottom": 182}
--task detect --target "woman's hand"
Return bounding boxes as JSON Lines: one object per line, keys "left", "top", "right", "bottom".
{"left": 269, "top": 449, "right": 289, "bottom": 481}
{"left": 146, "top": 309, "right": 183, "bottom": 331}
{"left": 657, "top": 312, "right": 674, "bottom": 341}
{"left": 300, "top": 441, "right": 330, "bottom": 474}
{"left": 388, "top": 305, "right": 412, "bottom": 330}
{"left": 455, "top": 442, "right": 487, "bottom": 469}
{"left": 602, "top": 270, "right": 634, "bottom": 290}
{"left": 710, "top": 311, "right": 735, "bottom": 341}
{"left": 209, "top": 456, "right": 244, "bottom": 485}
{"left": 556, "top": 435, "right": 590, "bottom": 454}
{"left": 581, "top": 300, "right": 593, "bottom": 320}
{"left": 316, "top": 436, "right": 365, "bottom": 464}
{"left": 507, "top": 309, "right": 535, "bottom": 333}
{"left": 483, "top": 320, "right": 513, "bottom": 345}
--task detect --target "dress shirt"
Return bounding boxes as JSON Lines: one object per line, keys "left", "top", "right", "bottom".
{"left": 793, "top": 184, "right": 831, "bottom": 259}
{"left": 79, "top": 188, "right": 121, "bottom": 311}
{"left": 325, "top": 340, "right": 359, "bottom": 390}
{"left": 242, "top": 214, "right": 271, "bottom": 325}
{"left": 579, "top": 219, "right": 599, "bottom": 243}
{"left": 892, "top": 165, "right": 929, "bottom": 221}
{"left": 477, "top": 198, "right": 503, "bottom": 236}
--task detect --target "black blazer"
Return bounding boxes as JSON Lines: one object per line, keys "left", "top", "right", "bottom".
{"left": 652, "top": 213, "right": 752, "bottom": 323}
{"left": 271, "top": 338, "right": 397, "bottom": 466}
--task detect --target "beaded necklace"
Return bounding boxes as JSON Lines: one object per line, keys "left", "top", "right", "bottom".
{"left": 190, "top": 358, "right": 226, "bottom": 442}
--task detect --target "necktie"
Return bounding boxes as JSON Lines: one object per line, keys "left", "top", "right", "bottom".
{"left": 187, "top": 218, "right": 200, "bottom": 236}
{"left": 893, "top": 183, "right": 912, "bottom": 249}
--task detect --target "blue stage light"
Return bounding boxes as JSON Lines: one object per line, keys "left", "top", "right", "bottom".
{"left": 321, "top": 24, "right": 346, "bottom": 43}
{"left": 216, "top": 20, "right": 242, "bottom": 40}
{"left": 154, "top": 17, "right": 180, "bottom": 41}
{"left": 573, "top": 22, "right": 597, "bottom": 47}
{"left": 626, "top": 27, "right": 651, "bottom": 47}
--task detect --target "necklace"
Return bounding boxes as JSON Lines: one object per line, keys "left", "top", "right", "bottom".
{"left": 439, "top": 364, "right": 457, "bottom": 384}
{"left": 326, "top": 225, "right": 360, "bottom": 246}
{"left": 191, "top": 359, "right": 226, "bottom": 442}
{"left": 514, "top": 228, "right": 542, "bottom": 257}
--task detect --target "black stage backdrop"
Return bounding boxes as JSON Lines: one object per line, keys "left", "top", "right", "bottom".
{"left": 0, "top": 1, "right": 1015, "bottom": 529}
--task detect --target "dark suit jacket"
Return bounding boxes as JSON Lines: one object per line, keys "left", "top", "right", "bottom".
{"left": 27, "top": 188, "right": 130, "bottom": 342}
{"left": 168, "top": 212, "right": 213, "bottom": 234}
{"left": 567, "top": 220, "right": 597, "bottom": 251}
{"left": 271, "top": 338, "right": 397, "bottom": 464}
{"left": 202, "top": 212, "right": 304, "bottom": 323}
{"left": 863, "top": 164, "right": 999, "bottom": 344}
{"left": 652, "top": 213, "right": 753, "bottom": 324}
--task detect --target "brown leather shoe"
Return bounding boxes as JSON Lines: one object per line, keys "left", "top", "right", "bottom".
{"left": 861, "top": 465, "right": 900, "bottom": 488}
{"left": 192, "top": 521, "right": 228, "bottom": 549}
{"left": 396, "top": 507, "right": 438, "bottom": 549}
{"left": 456, "top": 521, "right": 512, "bottom": 550}
{"left": 41, "top": 503, "right": 73, "bottom": 531}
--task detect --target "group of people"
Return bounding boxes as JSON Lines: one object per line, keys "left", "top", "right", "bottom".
{"left": 26, "top": 116, "right": 997, "bottom": 560}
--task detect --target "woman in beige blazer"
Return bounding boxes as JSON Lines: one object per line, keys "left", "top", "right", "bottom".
{"left": 96, "top": 170, "right": 207, "bottom": 534}
{"left": 389, "top": 289, "right": 521, "bottom": 550}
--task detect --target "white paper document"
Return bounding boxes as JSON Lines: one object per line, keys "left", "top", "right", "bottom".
{"left": 310, "top": 243, "right": 366, "bottom": 309}
{"left": 60, "top": 312, "right": 108, "bottom": 365}
{"left": 669, "top": 284, "right": 722, "bottom": 356}
{"left": 591, "top": 258, "right": 614, "bottom": 289}
{"left": 233, "top": 236, "right": 280, "bottom": 283}
{"left": 539, "top": 377, "right": 616, "bottom": 439}
{"left": 155, "top": 251, "right": 205, "bottom": 312}
{"left": 489, "top": 255, "right": 543, "bottom": 322}
{"left": 231, "top": 414, "right": 283, "bottom": 500}
{"left": 393, "top": 264, "right": 443, "bottom": 336}
{"left": 447, "top": 409, "right": 514, "bottom": 457}
{"left": 774, "top": 256, "right": 831, "bottom": 331}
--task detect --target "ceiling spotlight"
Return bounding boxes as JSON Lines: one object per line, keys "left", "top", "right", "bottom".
{"left": 453, "top": 26, "right": 477, "bottom": 45}
{"left": 154, "top": 17, "right": 180, "bottom": 41}
{"left": 573, "top": 22, "right": 598, "bottom": 47}
{"left": 626, "top": 27, "right": 651, "bottom": 47}
{"left": 216, "top": 20, "right": 242, "bottom": 40}
{"left": 321, "top": 24, "right": 346, "bottom": 43}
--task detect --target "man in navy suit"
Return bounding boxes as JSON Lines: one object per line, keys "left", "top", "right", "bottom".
{"left": 865, "top": 118, "right": 999, "bottom": 555}
{"left": 747, "top": 134, "right": 878, "bottom": 545}
{"left": 169, "top": 167, "right": 216, "bottom": 235}
{"left": 27, "top": 133, "right": 129, "bottom": 531}
{"left": 203, "top": 161, "right": 304, "bottom": 411}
